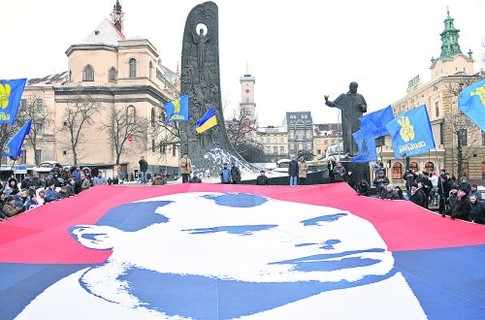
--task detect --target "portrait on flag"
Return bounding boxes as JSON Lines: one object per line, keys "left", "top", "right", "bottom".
{"left": 2, "top": 184, "right": 485, "bottom": 320}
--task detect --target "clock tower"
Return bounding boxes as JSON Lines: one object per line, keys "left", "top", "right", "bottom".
{"left": 240, "top": 72, "right": 256, "bottom": 122}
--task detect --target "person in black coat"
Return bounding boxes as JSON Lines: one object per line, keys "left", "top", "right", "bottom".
{"left": 256, "top": 170, "right": 269, "bottom": 185}
{"left": 288, "top": 156, "right": 299, "bottom": 186}
{"left": 356, "top": 179, "right": 370, "bottom": 196}
{"left": 451, "top": 189, "right": 471, "bottom": 221}
{"left": 468, "top": 195, "right": 485, "bottom": 224}
{"left": 437, "top": 172, "right": 452, "bottom": 215}
{"left": 230, "top": 164, "right": 241, "bottom": 184}
{"left": 409, "top": 183, "right": 426, "bottom": 208}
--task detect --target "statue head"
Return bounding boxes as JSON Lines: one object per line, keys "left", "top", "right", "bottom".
{"left": 349, "top": 82, "right": 358, "bottom": 93}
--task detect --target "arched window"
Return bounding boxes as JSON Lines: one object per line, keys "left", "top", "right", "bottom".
{"left": 391, "top": 162, "right": 403, "bottom": 180}
{"left": 129, "top": 58, "right": 137, "bottom": 78}
{"left": 126, "top": 105, "right": 136, "bottom": 124}
{"left": 108, "top": 67, "right": 117, "bottom": 82}
{"left": 83, "top": 65, "right": 94, "bottom": 81}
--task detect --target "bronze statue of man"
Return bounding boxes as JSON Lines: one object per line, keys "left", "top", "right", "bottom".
{"left": 325, "top": 81, "right": 367, "bottom": 156}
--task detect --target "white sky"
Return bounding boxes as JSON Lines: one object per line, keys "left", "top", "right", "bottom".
{"left": 2, "top": 0, "right": 484, "bottom": 127}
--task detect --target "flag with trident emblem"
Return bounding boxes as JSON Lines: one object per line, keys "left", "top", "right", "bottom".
{"left": 386, "top": 105, "right": 435, "bottom": 158}
{"left": 458, "top": 79, "right": 485, "bottom": 131}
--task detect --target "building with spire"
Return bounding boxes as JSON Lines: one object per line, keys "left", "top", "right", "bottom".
{"left": 378, "top": 9, "right": 484, "bottom": 185}
{"left": 13, "top": 1, "right": 180, "bottom": 178}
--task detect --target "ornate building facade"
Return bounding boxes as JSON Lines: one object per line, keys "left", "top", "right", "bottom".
{"left": 379, "top": 10, "right": 484, "bottom": 185}
{"left": 15, "top": 1, "right": 180, "bottom": 177}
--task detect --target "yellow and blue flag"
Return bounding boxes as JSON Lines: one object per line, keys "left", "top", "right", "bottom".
{"left": 458, "top": 79, "right": 485, "bottom": 131}
{"left": 351, "top": 129, "right": 377, "bottom": 162}
{"left": 386, "top": 105, "right": 435, "bottom": 158}
{"left": 0, "top": 78, "right": 27, "bottom": 125}
{"left": 196, "top": 107, "right": 218, "bottom": 134}
{"left": 164, "top": 94, "right": 189, "bottom": 123}
{"left": 3, "top": 119, "right": 32, "bottom": 160}
{"left": 359, "top": 105, "right": 394, "bottom": 138}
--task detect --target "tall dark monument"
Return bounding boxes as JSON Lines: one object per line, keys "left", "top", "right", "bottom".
{"left": 180, "top": 1, "right": 257, "bottom": 176}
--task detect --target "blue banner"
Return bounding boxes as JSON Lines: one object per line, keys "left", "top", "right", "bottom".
{"left": 458, "top": 79, "right": 485, "bottom": 131}
{"left": 351, "top": 129, "right": 377, "bottom": 162}
{"left": 359, "top": 105, "right": 394, "bottom": 138}
{"left": 3, "top": 119, "right": 32, "bottom": 160}
{"left": 386, "top": 105, "right": 435, "bottom": 158}
{"left": 164, "top": 94, "right": 189, "bottom": 123}
{"left": 0, "top": 78, "right": 27, "bottom": 124}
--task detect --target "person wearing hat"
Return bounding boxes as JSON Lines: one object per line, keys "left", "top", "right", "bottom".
{"left": 256, "top": 170, "right": 269, "bottom": 185}
{"left": 3, "top": 195, "right": 21, "bottom": 217}
{"left": 470, "top": 183, "right": 482, "bottom": 200}
{"left": 409, "top": 182, "right": 426, "bottom": 208}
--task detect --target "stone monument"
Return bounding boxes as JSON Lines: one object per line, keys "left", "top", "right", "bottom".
{"left": 324, "top": 82, "right": 370, "bottom": 186}
{"left": 179, "top": 1, "right": 257, "bottom": 177}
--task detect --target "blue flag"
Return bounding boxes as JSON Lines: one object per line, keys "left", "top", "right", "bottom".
{"left": 386, "top": 105, "right": 435, "bottom": 158}
{"left": 164, "top": 94, "right": 189, "bottom": 123}
{"left": 359, "top": 105, "right": 394, "bottom": 138}
{"left": 3, "top": 119, "right": 32, "bottom": 160}
{"left": 196, "top": 107, "right": 218, "bottom": 134}
{"left": 351, "top": 129, "right": 377, "bottom": 162}
{"left": 0, "top": 78, "right": 27, "bottom": 125}
{"left": 458, "top": 79, "right": 485, "bottom": 131}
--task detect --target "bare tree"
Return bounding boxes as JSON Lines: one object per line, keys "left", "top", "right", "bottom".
{"left": 16, "top": 91, "right": 53, "bottom": 165}
{"left": 225, "top": 107, "right": 264, "bottom": 162}
{"left": 59, "top": 96, "right": 101, "bottom": 165}
{"left": 101, "top": 105, "right": 150, "bottom": 164}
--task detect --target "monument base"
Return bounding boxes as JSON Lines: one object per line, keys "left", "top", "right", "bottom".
{"left": 340, "top": 159, "right": 370, "bottom": 190}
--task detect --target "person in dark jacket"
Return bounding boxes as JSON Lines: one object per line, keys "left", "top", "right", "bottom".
{"left": 409, "top": 183, "right": 426, "bottom": 208}
{"left": 256, "top": 170, "right": 269, "bottom": 185}
{"left": 288, "top": 156, "right": 299, "bottom": 186}
{"left": 437, "top": 172, "right": 452, "bottom": 215}
{"left": 451, "top": 189, "right": 471, "bottom": 221}
{"left": 230, "top": 163, "right": 241, "bottom": 184}
{"left": 468, "top": 194, "right": 485, "bottom": 224}
{"left": 356, "top": 179, "right": 370, "bottom": 196}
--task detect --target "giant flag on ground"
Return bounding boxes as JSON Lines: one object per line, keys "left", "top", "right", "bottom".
{"left": 458, "top": 79, "right": 485, "bottom": 131}
{"left": 164, "top": 94, "right": 189, "bottom": 123}
{"left": 351, "top": 129, "right": 377, "bottom": 162}
{"left": 196, "top": 107, "right": 218, "bottom": 134}
{"left": 359, "top": 105, "right": 394, "bottom": 138}
{"left": 386, "top": 105, "right": 435, "bottom": 158}
{"left": 3, "top": 119, "right": 32, "bottom": 160}
{"left": 0, "top": 78, "right": 27, "bottom": 125}
{"left": 1, "top": 183, "right": 484, "bottom": 320}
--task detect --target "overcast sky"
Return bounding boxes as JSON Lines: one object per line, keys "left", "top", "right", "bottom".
{"left": 2, "top": 0, "right": 484, "bottom": 126}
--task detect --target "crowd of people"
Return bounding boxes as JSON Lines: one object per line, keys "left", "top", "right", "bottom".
{"left": 357, "top": 167, "right": 485, "bottom": 225}
{"left": 0, "top": 166, "right": 110, "bottom": 221}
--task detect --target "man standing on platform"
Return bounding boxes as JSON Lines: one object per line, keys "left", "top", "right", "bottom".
{"left": 179, "top": 153, "right": 193, "bottom": 183}
{"left": 138, "top": 156, "right": 148, "bottom": 184}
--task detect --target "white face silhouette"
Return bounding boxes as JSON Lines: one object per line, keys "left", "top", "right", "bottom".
{"left": 70, "top": 192, "right": 395, "bottom": 317}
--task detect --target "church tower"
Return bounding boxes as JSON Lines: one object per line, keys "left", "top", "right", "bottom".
{"left": 110, "top": 0, "right": 124, "bottom": 36}
{"left": 430, "top": 9, "right": 474, "bottom": 80}
{"left": 239, "top": 71, "right": 256, "bottom": 122}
